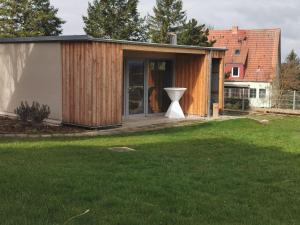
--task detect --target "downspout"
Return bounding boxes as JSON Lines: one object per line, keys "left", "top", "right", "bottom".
{"left": 207, "top": 50, "right": 212, "bottom": 118}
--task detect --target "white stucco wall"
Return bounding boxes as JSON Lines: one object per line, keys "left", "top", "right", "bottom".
{"left": 225, "top": 81, "right": 272, "bottom": 108}
{"left": 0, "top": 43, "right": 62, "bottom": 120}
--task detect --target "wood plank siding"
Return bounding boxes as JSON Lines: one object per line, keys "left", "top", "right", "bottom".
{"left": 62, "top": 41, "right": 225, "bottom": 127}
{"left": 122, "top": 44, "right": 207, "bottom": 55}
{"left": 175, "top": 51, "right": 225, "bottom": 116}
{"left": 211, "top": 50, "right": 225, "bottom": 59}
{"left": 62, "top": 42, "right": 123, "bottom": 127}
{"left": 175, "top": 53, "right": 210, "bottom": 116}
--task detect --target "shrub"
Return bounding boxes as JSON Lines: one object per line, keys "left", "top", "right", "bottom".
{"left": 30, "top": 102, "right": 51, "bottom": 124}
{"left": 14, "top": 101, "right": 31, "bottom": 122}
{"left": 15, "top": 101, "right": 51, "bottom": 124}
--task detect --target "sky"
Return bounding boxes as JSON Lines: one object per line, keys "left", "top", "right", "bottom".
{"left": 50, "top": 0, "right": 300, "bottom": 60}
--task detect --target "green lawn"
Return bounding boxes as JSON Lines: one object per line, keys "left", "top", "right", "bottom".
{"left": 0, "top": 115, "right": 299, "bottom": 225}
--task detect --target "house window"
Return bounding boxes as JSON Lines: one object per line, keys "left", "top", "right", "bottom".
{"left": 231, "top": 67, "right": 240, "bottom": 77}
{"left": 250, "top": 88, "right": 257, "bottom": 98}
{"left": 259, "top": 89, "right": 266, "bottom": 99}
{"left": 235, "top": 49, "right": 241, "bottom": 55}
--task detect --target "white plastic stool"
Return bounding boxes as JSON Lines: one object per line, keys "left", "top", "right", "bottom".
{"left": 164, "top": 88, "right": 187, "bottom": 119}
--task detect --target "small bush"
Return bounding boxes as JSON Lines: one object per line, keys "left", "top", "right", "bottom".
{"left": 224, "top": 99, "right": 250, "bottom": 110}
{"left": 15, "top": 101, "right": 51, "bottom": 124}
{"left": 30, "top": 102, "right": 51, "bottom": 124}
{"left": 14, "top": 101, "right": 31, "bottom": 122}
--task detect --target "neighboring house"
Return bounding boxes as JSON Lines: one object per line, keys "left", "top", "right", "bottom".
{"left": 0, "top": 35, "right": 226, "bottom": 128}
{"left": 209, "top": 27, "right": 281, "bottom": 108}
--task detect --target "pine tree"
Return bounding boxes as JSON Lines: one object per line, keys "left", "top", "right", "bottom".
{"left": 0, "top": 0, "right": 64, "bottom": 38}
{"left": 83, "top": 0, "right": 147, "bottom": 41}
{"left": 177, "top": 19, "right": 214, "bottom": 47}
{"left": 0, "top": 0, "right": 22, "bottom": 37}
{"left": 148, "top": 0, "right": 186, "bottom": 44}
{"left": 25, "top": 0, "right": 64, "bottom": 36}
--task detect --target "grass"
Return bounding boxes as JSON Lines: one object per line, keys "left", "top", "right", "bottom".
{"left": 0, "top": 115, "right": 299, "bottom": 225}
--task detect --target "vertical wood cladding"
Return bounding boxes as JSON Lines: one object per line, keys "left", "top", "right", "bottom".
{"left": 62, "top": 42, "right": 123, "bottom": 127}
{"left": 62, "top": 41, "right": 225, "bottom": 127}
{"left": 175, "top": 54, "right": 209, "bottom": 116}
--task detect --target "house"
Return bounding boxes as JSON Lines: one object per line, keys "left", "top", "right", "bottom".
{"left": 209, "top": 27, "right": 281, "bottom": 108}
{"left": 0, "top": 35, "right": 226, "bottom": 128}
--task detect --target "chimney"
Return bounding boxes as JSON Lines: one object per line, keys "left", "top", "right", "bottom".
{"left": 232, "top": 26, "right": 239, "bottom": 34}
{"left": 169, "top": 32, "right": 177, "bottom": 45}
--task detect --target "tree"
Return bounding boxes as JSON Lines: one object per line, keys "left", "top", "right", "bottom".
{"left": 0, "top": 0, "right": 64, "bottom": 38}
{"left": 147, "top": 0, "right": 186, "bottom": 44}
{"left": 25, "top": 0, "right": 65, "bottom": 36}
{"left": 279, "top": 50, "right": 300, "bottom": 91}
{"left": 177, "top": 18, "right": 214, "bottom": 47}
{"left": 272, "top": 50, "right": 300, "bottom": 107}
{"left": 83, "top": 0, "right": 147, "bottom": 41}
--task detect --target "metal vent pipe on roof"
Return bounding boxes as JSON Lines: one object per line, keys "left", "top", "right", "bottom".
{"left": 169, "top": 32, "right": 177, "bottom": 45}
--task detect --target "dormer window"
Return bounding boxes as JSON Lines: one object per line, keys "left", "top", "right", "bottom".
{"left": 231, "top": 67, "right": 240, "bottom": 77}
{"left": 235, "top": 49, "right": 241, "bottom": 55}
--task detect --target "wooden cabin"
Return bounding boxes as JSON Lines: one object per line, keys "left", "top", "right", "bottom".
{"left": 0, "top": 36, "right": 226, "bottom": 128}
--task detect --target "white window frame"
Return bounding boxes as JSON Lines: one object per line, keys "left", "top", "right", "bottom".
{"left": 250, "top": 88, "right": 257, "bottom": 99}
{"left": 231, "top": 67, "right": 240, "bottom": 77}
{"left": 259, "top": 89, "right": 266, "bottom": 99}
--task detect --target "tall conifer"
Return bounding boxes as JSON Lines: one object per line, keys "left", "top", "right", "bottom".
{"left": 148, "top": 0, "right": 186, "bottom": 43}
{"left": 83, "top": 0, "right": 147, "bottom": 41}
{"left": 0, "top": 0, "right": 64, "bottom": 38}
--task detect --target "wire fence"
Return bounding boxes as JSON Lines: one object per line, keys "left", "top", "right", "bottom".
{"left": 224, "top": 87, "right": 300, "bottom": 111}
{"left": 271, "top": 90, "right": 300, "bottom": 110}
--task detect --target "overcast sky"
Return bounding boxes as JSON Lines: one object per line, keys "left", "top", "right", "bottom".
{"left": 50, "top": 0, "right": 300, "bottom": 60}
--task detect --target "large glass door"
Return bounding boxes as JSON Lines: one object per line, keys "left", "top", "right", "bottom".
{"left": 126, "top": 61, "right": 145, "bottom": 115}
{"left": 125, "top": 59, "right": 173, "bottom": 117}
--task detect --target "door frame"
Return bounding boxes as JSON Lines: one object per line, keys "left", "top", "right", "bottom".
{"left": 124, "top": 59, "right": 148, "bottom": 117}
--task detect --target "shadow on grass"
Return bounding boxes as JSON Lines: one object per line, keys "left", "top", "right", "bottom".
{"left": 0, "top": 134, "right": 299, "bottom": 225}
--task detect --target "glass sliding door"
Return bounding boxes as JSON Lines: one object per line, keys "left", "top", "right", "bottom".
{"left": 124, "top": 59, "right": 173, "bottom": 117}
{"left": 148, "top": 60, "right": 173, "bottom": 114}
{"left": 127, "top": 61, "right": 145, "bottom": 115}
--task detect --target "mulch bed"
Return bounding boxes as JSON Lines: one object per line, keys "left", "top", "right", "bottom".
{"left": 0, "top": 116, "right": 86, "bottom": 134}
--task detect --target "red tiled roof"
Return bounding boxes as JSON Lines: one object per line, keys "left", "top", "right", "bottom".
{"left": 209, "top": 27, "right": 281, "bottom": 82}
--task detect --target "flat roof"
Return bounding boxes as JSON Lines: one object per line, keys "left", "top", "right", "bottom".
{"left": 0, "top": 35, "right": 227, "bottom": 52}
